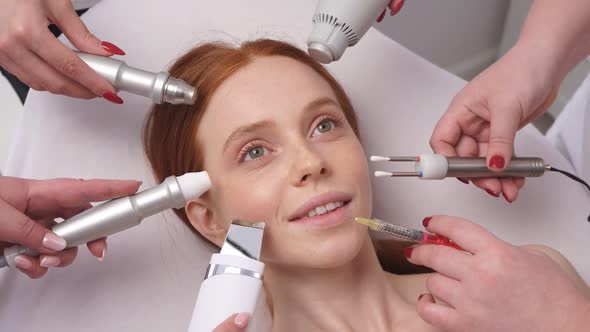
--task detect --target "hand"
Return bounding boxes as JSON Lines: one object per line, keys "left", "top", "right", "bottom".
{"left": 376, "top": 0, "right": 405, "bottom": 22}
{"left": 430, "top": 45, "right": 559, "bottom": 202}
{"left": 0, "top": 0, "right": 125, "bottom": 103}
{"left": 406, "top": 215, "right": 590, "bottom": 332}
{"left": 0, "top": 176, "right": 141, "bottom": 279}
{"left": 213, "top": 313, "right": 250, "bottom": 332}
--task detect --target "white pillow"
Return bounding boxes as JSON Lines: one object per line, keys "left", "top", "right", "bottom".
{"left": 1, "top": 0, "right": 588, "bottom": 331}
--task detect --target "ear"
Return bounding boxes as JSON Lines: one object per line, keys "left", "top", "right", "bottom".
{"left": 185, "top": 198, "right": 227, "bottom": 247}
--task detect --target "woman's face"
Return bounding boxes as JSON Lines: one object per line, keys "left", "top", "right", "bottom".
{"left": 194, "top": 56, "right": 372, "bottom": 269}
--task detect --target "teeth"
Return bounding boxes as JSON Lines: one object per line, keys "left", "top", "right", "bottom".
{"left": 325, "top": 202, "right": 336, "bottom": 211}
{"left": 305, "top": 201, "right": 345, "bottom": 218}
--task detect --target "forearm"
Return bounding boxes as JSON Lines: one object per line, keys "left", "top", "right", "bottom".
{"left": 516, "top": 0, "right": 590, "bottom": 81}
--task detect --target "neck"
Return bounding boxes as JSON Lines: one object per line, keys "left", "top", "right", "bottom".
{"left": 264, "top": 236, "right": 406, "bottom": 331}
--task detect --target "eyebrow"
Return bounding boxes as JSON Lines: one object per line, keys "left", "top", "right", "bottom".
{"left": 222, "top": 97, "right": 340, "bottom": 152}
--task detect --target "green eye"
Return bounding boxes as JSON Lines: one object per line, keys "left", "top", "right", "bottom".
{"left": 245, "top": 146, "right": 266, "bottom": 161}
{"left": 312, "top": 119, "right": 335, "bottom": 136}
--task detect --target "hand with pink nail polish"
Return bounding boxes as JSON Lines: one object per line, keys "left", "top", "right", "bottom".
{"left": 0, "top": 176, "right": 141, "bottom": 279}
{"left": 430, "top": 0, "right": 590, "bottom": 202}
{"left": 0, "top": 0, "right": 124, "bottom": 102}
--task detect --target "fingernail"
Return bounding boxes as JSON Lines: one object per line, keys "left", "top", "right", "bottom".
{"left": 100, "top": 41, "right": 126, "bottom": 55}
{"left": 489, "top": 155, "right": 505, "bottom": 169}
{"left": 404, "top": 246, "right": 413, "bottom": 259}
{"left": 391, "top": 0, "right": 405, "bottom": 15}
{"left": 502, "top": 192, "right": 513, "bottom": 203}
{"left": 234, "top": 312, "right": 250, "bottom": 328}
{"left": 98, "top": 246, "right": 107, "bottom": 262}
{"left": 42, "top": 232, "right": 67, "bottom": 251}
{"left": 457, "top": 177, "right": 469, "bottom": 184}
{"left": 422, "top": 217, "right": 432, "bottom": 228}
{"left": 14, "top": 255, "right": 33, "bottom": 270}
{"left": 40, "top": 256, "right": 61, "bottom": 268}
{"left": 102, "top": 92, "right": 124, "bottom": 104}
{"left": 485, "top": 189, "right": 500, "bottom": 197}
{"left": 377, "top": 8, "right": 386, "bottom": 22}
{"left": 418, "top": 293, "right": 425, "bottom": 301}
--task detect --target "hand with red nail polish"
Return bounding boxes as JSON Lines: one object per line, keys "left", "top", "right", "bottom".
{"left": 430, "top": 0, "right": 590, "bottom": 203}
{"left": 408, "top": 215, "right": 590, "bottom": 332}
{"left": 0, "top": 176, "right": 141, "bottom": 279}
{"left": 0, "top": 0, "right": 123, "bottom": 102}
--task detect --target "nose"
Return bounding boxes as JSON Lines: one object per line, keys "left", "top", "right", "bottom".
{"left": 289, "top": 142, "right": 329, "bottom": 187}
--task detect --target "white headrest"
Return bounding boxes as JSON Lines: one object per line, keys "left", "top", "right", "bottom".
{"left": 1, "top": 0, "right": 588, "bottom": 331}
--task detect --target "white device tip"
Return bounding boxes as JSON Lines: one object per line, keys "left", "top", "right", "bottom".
{"left": 370, "top": 156, "right": 390, "bottom": 162}
{"left": 177, "top": 171, "right": 211, "bottom": 201}
{"left": 374, "top": 171, "right": 393, "bottom": 177}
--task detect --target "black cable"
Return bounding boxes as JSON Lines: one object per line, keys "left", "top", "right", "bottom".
{"left": 548, "top": 166, "right": 590, "bottom": 222}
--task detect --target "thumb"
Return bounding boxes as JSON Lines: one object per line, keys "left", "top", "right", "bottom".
{"left": 47, "top": 1, "right": 124, "bottom": 56}
{"left": 0, "top": 199, "right": 66, "bottom": 253}
{"left": 487, "top": 108, "right": 520, "bottom": 172}
{"left": 213, "top": 313, "right": 250, "bottom": 332}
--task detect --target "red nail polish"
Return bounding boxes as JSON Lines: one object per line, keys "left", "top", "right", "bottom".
{"left": 485, "top": 189, "right": 499, "bottom": 197}
{"left": 422, "top": 217, "right": 432, "bottom": 228}
{"left": 377, "top": 8, "right": 386, "bottom": 22}
{"left": 502, "top": 192, "right": 513, "bottom": 203}
{"left": 457, "top": 177, "right": 469, "bottom": 184}
{"left": 418, "top": 293, "right": 425, "bottom": 301}
{"left": 100, "top": 41, "right": 126, "bottom": 55}
{"left": 102, "top": 92, "right": 124, "bottom": 104}
{"left": 404, "top": 247, "right": 413, "bottom": 259}
{"left": 391, "top": 0, "right": 405, "bottom": 15}
{"left": 489, "top": 155, "right": 505, "bottom": 169}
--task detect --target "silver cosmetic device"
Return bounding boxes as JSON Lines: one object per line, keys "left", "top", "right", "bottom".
{"left": 371, "top": 154, "right": 549, "bottom": 179}
{"left": 76, "top": 51, "right": 197, "bottom": 104}
{"left": 0, "top": 172, "right": 211, "bottom": 268}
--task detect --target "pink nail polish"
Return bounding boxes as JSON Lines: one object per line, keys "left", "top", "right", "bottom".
{"left": 234, "top": 313, "right": 250, "bottom": 328}
{"left": 98, "top": 247, "right": 107, "bottom": 262}
{"left": 14, "top": 255, "right": 33, "bottom": 270}
{"left": 42, "top": 232, "right": 67, "bottom": 251}
{"left": 40, "top": 256, "right": 61, "bottom": 268}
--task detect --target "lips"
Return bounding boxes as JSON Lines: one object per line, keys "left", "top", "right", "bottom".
{"left": 288, "top": 192, "right": 353, "bottom": 222}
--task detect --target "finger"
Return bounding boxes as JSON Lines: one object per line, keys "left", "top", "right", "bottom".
{"left": 46, "top": 0, "right": 123, "bottom": 56}
{"left": 486, "top": 109, "right": 520, "bottom": 172}
{"left": 58, "top": 202, "right": 93, "bottom": 220}
{"left": 0, "top": 54, "right": 45, "bottom": 92}
{"left": 39, "top": 246, "right": 77, "bottom": 268}
{"left": 430, "top": 114, "right": 462, "bottom": 157}
{"left": 87, "top": 237, "right": 107, "bottom": 260}
{"left": 514, "top": 177, "right": 525, "bottom": 189}
{"left": 212, "top": 313, "right": 250, "bottom": 332}
{"left": 422, "top": 215, "right": 500, "bottom": 254}
{"left": 416, "top": 295, "right": 459, "bottom": 332}
{"left": 0, "top": 199, "right": 66, "bottom": 253}
{"left": 499, "top": 177, "right": 519, "bottom": 203}
{"left": 471, "top": 177, "right": 502, "bottom": 198}
{"left": 454, "top": 135, "right": 479, "bottom": 158}
{"left": 31, "top": 30, "right": 117, "bottom": 98}
{"left": 9, "top": 48, "right": 94, "bottom": 98}
{"left": 407, "top": 244, "right": 471, "bottom": 281}
{"left": 25, "top": 179, "right": 141, "bottom": 220}
{"left": 425, "top": 273, "right": 462, "bottom": 305}
{"left": 14, "top": 255, "right": 49, "bottom": 279}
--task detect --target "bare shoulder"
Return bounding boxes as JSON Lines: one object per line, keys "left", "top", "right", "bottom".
{"left": 521, "top": 244, "right": 590, "bottom": 298}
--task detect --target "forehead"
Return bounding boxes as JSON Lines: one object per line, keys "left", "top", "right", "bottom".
{"left": 197, "top": 56, "right": 338, "bottom": 141}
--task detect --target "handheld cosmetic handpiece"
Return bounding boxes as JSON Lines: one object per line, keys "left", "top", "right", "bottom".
{"left": 188, "top": 220, "right": 265, "bottom": 332}
{"left": 0, "top": 172, "right": 211, "bottom": 269}
{"left": 76, "top": 51, "right": 197, "bottom": 104}
{"left": 308, "top": 0, "right": 389, "bottom": 64}
{"left": 371, "top": 154, "right": 549, "bottom": 179}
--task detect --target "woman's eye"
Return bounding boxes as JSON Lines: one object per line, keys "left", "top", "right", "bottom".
{"left": 244, "top": 146, "right": 267, "bottom": 161}
{"left": 312, "top": 119, "right": 335, "bottom": 137}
